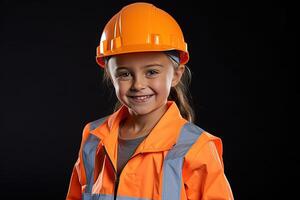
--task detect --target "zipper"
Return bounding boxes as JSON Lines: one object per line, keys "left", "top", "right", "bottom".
{"left": 103, "top": 145, "right": 142, "bottom": 200}
{"left": 114, "top": 175, "right": 120, "bottom": 200}
{"left": 103, "top": 147, "right": 119, "bottom": 200}
{"left": 113, "top": 156, "right": 136, "bottom": 200}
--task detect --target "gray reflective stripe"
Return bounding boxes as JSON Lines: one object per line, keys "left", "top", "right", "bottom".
{"left": 83, "top": 134, "right": 100, "bottom": 194}
{"left": 162, "top": 123, "right": 204, "bottom": 200}
{"left": 83, "top": 193, "right": 151, "bottom": 200}
{"left": 90, "top": 117, "right": 108, "bottom": 131}
{"left": 83, "top": 193, "right": 112, "bottom": 200}
{"left": 82, "top": 117, "right": 107, "bottom": 195}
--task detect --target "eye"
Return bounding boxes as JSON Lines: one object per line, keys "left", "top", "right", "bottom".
{"left": 116, "top": 71, "right": 132, "bottom": 80}
{"left": 146, "top": 69, "right": 159, "bottom": 78}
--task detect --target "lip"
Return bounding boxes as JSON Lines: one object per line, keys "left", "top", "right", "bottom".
{"left": 128, "top": 94, "right": 154, "bottom": 103}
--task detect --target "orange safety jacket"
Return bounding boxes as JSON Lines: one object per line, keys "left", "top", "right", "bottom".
{"left": 66, "top": 101, "right": 234, "bottom": 200}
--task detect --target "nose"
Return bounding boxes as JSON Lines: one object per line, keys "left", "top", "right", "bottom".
{"left": 131, "top": 75, "right": 146, "bottom": 91}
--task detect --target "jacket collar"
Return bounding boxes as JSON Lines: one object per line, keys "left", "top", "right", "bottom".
{"left": 90, "top": 101, "right": 188, "bottom": 168}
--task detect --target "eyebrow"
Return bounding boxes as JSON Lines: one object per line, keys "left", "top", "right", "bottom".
{"left": 115, "top": 63, "right": 163, "bottom": 70}
{"left": 143, "top": 64, "right": 164, "bottom": 68}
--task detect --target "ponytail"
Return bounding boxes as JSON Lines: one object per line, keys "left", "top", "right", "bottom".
{"left": 165, "top": 50, "right": 195, "bottom": 122}
{"left": 168, "top": 65, "right": 195, "bottom": 122}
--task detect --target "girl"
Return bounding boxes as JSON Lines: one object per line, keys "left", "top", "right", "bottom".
{"left": 66, "top": 2, "right": 234, "bottom": 200}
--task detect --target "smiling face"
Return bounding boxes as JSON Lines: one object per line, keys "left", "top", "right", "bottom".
{"left": 107, "top": 51, "right": 184, "bottom": 117}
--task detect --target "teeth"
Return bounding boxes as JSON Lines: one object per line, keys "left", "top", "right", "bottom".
{"left": 134, "top": 95, "right": 149, "bottom": 100}
{"left": 130, "top": 95, "right": 153, "bottom": 101}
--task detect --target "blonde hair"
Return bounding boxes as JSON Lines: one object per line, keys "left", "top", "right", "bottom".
{"left": 103, "top": 52, "right": 195, "bottom": 122}
{"left": 168, "top": 65, "right": 194, "bottom": 122}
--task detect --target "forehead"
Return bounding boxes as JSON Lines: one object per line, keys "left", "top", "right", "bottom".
{"left": 107, "top": 51, "right": 171, "bottom": 69}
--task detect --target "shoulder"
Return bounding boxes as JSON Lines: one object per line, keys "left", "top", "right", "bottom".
{"left": 182, "top": 124, "right": 225, "bottom": 180}
{"left": 183, "top": 123, "right": 224, "bottom": 168}
{"left": 80, "top": 116, "right": 110, "bottom": 144}
{"left": 181, "top": 123, "right": 223, "bottom": 157}
{"left": 181, "top": 125, "right": 234, "bottom": 199}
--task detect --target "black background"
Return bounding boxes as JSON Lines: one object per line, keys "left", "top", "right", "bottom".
{"left": 0, "top": 0, "right": 293, "bottom": 199}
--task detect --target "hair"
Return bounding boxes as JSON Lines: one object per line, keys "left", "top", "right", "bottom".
{"left": 102, "top": 51, "right": 195, "bottom": 122}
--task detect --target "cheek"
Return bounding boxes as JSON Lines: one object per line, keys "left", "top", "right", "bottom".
{"left": 111, "top": 79, "right": 120, "bottom": 96}
{"left": 151, "top": 76, "right": 173, "bottom": 93}
{"left": 164, "top": 72, "right": 175, "bottom": 89}
{"left": 113, "top": 81, "right": 129, "bottom": 96}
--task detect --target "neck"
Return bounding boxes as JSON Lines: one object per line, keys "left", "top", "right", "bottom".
{"left": 119, "top": 103, "right": 168, "bottom": 139}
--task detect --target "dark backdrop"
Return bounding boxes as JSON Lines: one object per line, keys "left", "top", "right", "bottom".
{"left": 1, "top": 0, "right": 292, "bottom": 199}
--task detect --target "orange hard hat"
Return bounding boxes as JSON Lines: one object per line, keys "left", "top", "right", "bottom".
{"left": 96, "top": 2, "right": 189, "bottom": 68}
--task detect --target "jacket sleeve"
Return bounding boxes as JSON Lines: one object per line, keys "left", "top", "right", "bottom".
{"left": 183, "top": 135, "right": 234, "bottom": 200}
{"left": 66, "top": 123, "right": 91, "bottom": 200}
{"left": 66, "top": 158, "right": 82, "bottom": 200}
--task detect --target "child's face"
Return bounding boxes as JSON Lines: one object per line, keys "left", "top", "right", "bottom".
{"left": 106, "top": 51, "right": 184, "bottom": 116}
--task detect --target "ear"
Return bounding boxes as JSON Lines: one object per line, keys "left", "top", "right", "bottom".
{"left": 171, "top": 64, "right": 185, "bottom": 87}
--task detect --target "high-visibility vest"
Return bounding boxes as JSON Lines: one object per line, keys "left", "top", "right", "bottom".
{"left": 66, "top": 102, "right": 234, "bottom": 200}
{"left": 82, "top": 117, "right": 203, "bottom": 200}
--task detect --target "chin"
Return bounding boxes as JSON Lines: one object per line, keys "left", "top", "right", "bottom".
{"left": 128, "top": 107, "right": 153, "bottom": 116}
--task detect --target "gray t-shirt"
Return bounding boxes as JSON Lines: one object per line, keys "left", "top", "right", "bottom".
{"left": 117, "top": 135, "right": 147, "bottom": 176}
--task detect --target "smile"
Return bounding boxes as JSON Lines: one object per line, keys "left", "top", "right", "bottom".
{"left": 129, "top": 95, "right": 154, "bottom": 103}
